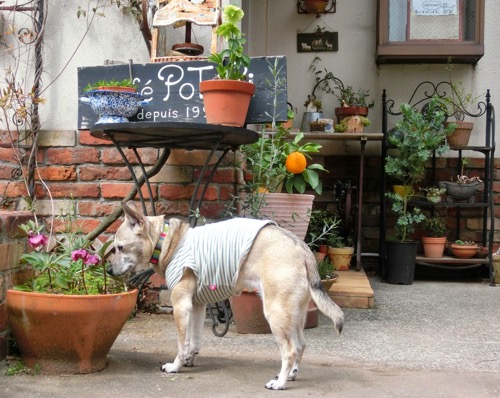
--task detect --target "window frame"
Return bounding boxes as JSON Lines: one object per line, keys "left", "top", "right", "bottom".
{"left": 376, "top": 0, "right": 485, "bottom": 64}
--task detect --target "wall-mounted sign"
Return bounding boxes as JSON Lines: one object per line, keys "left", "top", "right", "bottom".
{"left": 77, "top": 56, "right": 287, "bottom": 129}
{"left": 297, "top": 31, "right": 338, "bottom": 53}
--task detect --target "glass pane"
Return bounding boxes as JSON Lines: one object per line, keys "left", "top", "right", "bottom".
{"left": 388, "top": 0, "right": 407, "bottom": 41}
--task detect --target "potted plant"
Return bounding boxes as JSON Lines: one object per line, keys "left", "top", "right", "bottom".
{"left": 6, "top": 210, "right": 138, "bottom": 374}
{"left": 443, "top": 60, "right": 481, "bottom": 148}
{"left": 421, "top": 186, "right": 446, "bottom": 203}
{"left": 308, "top": 58, "right": 375, "bottom": 132}
{"left": 384, "top": 97, "right": 455, "bottom": 284}
{"left": 327, "top": 234, "right": 354, "bottom": 271}
{"left": 305, "top": 209, "right": 341, "bottom": 259}
{"left": 317, "top": 258, "right": 337, "bottom": 291}
{"left": 238, "top": 127, "right": 327, "bottom": 239}
{"left": 421, "top": 215, "right": 447, "bottom": 258}
{"left": 450, "top": 239, "right": 479, "bottom": 259}
{"left": 439, "top": 157, "right": 484, "bottom": 203}
{"left": 80, "top": 78, "right": 147, "bottom": 124}
{"left": 199, "top": 5, "right": 254, "bottom": 127}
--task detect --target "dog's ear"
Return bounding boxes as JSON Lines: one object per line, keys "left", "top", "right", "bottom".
{"left": 121, "top": 201, "right": 145, "bottom": 232}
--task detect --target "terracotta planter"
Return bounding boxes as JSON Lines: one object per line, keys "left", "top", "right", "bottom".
{"left": 450, "top": 243, "right": 479, "bottom": 259}
{"left": 445, "top": 121, "right": 474, "bottom": 149}
{"left": 335, "top": 106, "right": 369, "bottom": 120}
{"left": 6, "top": 289, "right": 138, "bottom": 374}
{"left": 304, "top": 0, "right": 328, "bottom": 14}
{"left": 328, "top": 246, "right": 354, "bottom": 271}
{"left": 422, "top": 236, "right": 447, "bottom": 258}
{"left": 199, "top": 80, "right": 255, "bottom": 127}
{"left": 230, "top": 291, "right": 317, "bottom": 334}
{"left": 259, "top": 193, "right": 315, "bottom": 240}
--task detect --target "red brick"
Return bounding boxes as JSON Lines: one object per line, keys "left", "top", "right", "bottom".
{"left": 219, "top": 184, "right": 236, "bottom": 201}
{"left": 79, "top": 166, "right": 132, "bottom": 181}
{"left": 0, "top": 211, "right": 33, "bottom": 241}
{"left": 155, "top": 200, "right": 190, "bottom": 217}
{"left": 101, "top": 147, "right": 159, "bottom": 165}
{"left": 45, "top": 147, "right": 100, "bottom": 165}
{"left": 196, "top": 185, "right": 218, "bottom": 201}
{"left": 0, "top": 165, "right": 18, "bottom": 179}
{"left": 0, "top": 181, "right": 28, "bottom": 198}
{"left": 34, "top": 182, "right": 100, "bottom": 198}
{"left": 0, "top": 129, "right": 19, "bottom": 147}
{"left": 78, "top": 130, "right": 113, "bottom": 146}
{"left": 194, "top": 167, "right": 237, "bottom": 184}
{"left": 36, "top": 166, "right": 77, "bottom": 181}
{"left": 101, "top": 182, "right": 157, "bottom": 200}
{"left": 159, "top": 184, "right": 195, "bottom": 200}
{"left": 78, "top": 201, "right": 120, "bottom": 217}
{"left": 0, "top": 147, "right": 17, "bottom": 162}
{"left": 199, "top": 202, "right": 226, "bottom": 219}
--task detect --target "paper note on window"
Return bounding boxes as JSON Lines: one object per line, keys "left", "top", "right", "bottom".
{"left": 412, "top": 0, "right": 458, "bottom": 16}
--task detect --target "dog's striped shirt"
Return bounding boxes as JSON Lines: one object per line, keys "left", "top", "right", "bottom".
{"left": 165, "top": 218, "right": 276, "bottom": 303}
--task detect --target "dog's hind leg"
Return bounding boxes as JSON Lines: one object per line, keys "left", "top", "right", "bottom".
{"left": 161, "top": 269, "right": 197, "bottom": 374}
{"left": 288, "top": 321, "right": 306, "bottom": 381}
{"left": 184, "top": 302, "right": 205, "bottom": 367}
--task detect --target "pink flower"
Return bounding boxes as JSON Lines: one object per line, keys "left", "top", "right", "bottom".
{"left": 85, "top": 254, "right": 100, "bottom": 266}
{"left": 209, "top": 284, "right": 217, "bottom": 291}
{"left": 71, "top": 249, "right": 89, "bottom": 262}
{"left": 28, "top": 232, "right": 48, "bottom": 248}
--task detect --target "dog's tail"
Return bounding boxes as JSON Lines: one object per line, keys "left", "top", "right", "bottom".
{"left": 307, "top": 255, "right": 344, "bottom": 334}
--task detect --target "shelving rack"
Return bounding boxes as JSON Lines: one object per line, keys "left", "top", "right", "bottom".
{"left": 379, "top": 81, "right": 496, "bottom": 284}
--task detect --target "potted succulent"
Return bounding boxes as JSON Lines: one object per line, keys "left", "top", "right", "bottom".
{"left": 6, "top": 210, "right": 137, "bottom": 374}
{"left": 199, "top": 5, "right": 254, "bottom": 127}
{"left": 422, "top": 186, "right": 446, "bottom": 203}
{"left": 317, "top": 258, "right": 337, "bottom": 291}
{"left": 384, "top": 97, "right": 455, "bottom": 284}
{"left": 439, "top": 157, "right": 484, "bottom": 203}
{"left": 80, "top": 78, "right": 147, "bottom": 124}
{"left": 450, "top": 239, "right": 479, "bottom": 259}
{"left": 421, "top": 215, "right": 447, "bottom": 258}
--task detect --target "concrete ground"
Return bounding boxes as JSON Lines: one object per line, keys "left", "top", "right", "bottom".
{"left": 1, "top": 277, "right": 500, "bottom": 397}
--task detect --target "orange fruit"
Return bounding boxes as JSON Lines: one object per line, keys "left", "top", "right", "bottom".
{"left": 285, "top": 151, "right": 307, "bottom": 174}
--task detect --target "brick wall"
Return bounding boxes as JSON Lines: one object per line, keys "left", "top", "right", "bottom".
{"left": 0, "top": 211, "right": 33, "bottom": 360}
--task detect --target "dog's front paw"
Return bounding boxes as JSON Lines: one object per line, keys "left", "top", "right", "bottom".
{"left": 265, "top": 378, "right": 286, "bottom": 390}
{"left": 161, "top": 363, "right": 179, "bottom": 373}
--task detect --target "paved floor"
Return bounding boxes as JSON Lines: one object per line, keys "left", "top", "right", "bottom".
{"left": 1, "top": 277, "right": 500, "bottom": 397}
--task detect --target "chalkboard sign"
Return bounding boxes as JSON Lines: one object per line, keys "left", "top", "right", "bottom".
{"left": 77, "top": 56, "right": 287, "bottom": 129}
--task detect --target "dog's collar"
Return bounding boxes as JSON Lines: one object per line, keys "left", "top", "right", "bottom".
{"left": 150, "top": 221, "right": 169, "bottom": 266}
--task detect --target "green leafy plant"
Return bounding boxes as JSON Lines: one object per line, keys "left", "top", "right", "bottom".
{"left": 14, "top": 205, "right": 127, "bottom": 295}
{"left": 84, "top": 78, "right": 137, "bottom": 93}
{"left": 422, "top": 186, "right": 446, "bottom": 202}
{"left": 422, "top": 216, "right": 446, "bottom": 237}
{"left": 318, "top": 258, "right": 335, "bottom": 280}
{"left": 305, "top": 209, "right": 341, "bottom": 251}
{"left": 242, "top": 129, "right": 326, "bottom": 195}
{"left": 453, "top": 239, "right": 477, "bottom": 246}
{"left": 207, "top": 5, "right": 251, "bottom": 81}
{"left": 385, "top": 97, "right": 456, "bottom": 241}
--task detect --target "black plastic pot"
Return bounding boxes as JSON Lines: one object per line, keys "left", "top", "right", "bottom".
{"left": 385, "top": 240, "right": 418, "bottom": 285}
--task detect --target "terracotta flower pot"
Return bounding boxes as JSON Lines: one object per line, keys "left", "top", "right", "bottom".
{"left": 199, "top": 80, "right": 255, "bottom": 127}
{"left": 422, "top": 236, "right": 447, "bottom": 258}
{"left": 328, "top": 246, "right": 354, "bottom": 271}
{"left": 450, "top": 243, "right": 479, "bottom": 259}
{"left": 6, "top": 289, "right": 138, "bottom": 374}
{"left": 445, "top": 121, "right": 474, "bottom": 149}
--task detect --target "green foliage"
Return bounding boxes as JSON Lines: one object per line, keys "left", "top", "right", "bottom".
{"left": 4, "top": 360, "right": 40, "bottom": 376}
{"left": 385, "top": 97, "right": 456, "bottom": 241}
{"left": 317, "top": 258, "right": 334, "bottom": 280}
{"left": 305, "top": 210, "right": 341, "bottom": 251}
{"left": 14, "top": 204, "right": 126, "bottom": 295}
{"left": 84, "top": 78, "right": 137, "bottom": 93}
{"left": 241, "top": 129, "right": 326, "bottom": 195}
{"left": 422, "top": 216, "right": 446, "bottom": 237}
{"left": 207, "top": 5, "right": 251, "bottom": 81}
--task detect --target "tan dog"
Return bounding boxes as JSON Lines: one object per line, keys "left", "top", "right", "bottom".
{"left": 109, "top": 202, "right": 344, "bottom": 390}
